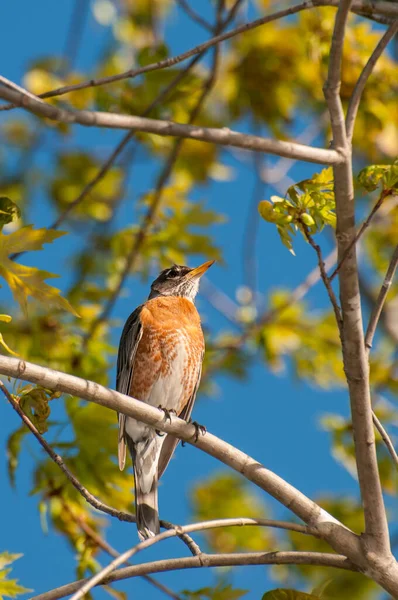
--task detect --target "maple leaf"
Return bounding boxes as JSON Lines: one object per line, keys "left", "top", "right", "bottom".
{"left": 0, "top": 226, "right": 79, "bottom": 316}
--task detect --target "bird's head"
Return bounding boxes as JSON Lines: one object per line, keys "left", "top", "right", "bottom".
{"left": 149, "top": 260, "right": 214, "bottom": 301}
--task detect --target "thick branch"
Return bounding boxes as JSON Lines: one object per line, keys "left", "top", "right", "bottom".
{"left": 32, "top": 551, "right": 356, "bottom": 600}
{"left": 0, "top": 380, "right": 200, "bottom": 556}
{"left": 0, "top": 354, "right": 362, "bottom": 559}
{"left": 0, "top": 82, "right": 342, "bottom": 165}
{"left": 324, "top": 0, "right": 390, "bottom": 557}
{"left": 346, "top": 22, "right": 398, "bottom": 141}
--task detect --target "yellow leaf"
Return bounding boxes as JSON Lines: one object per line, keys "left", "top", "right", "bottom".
{"left": 0, "top": 226, "right": 79, "bottom": 317}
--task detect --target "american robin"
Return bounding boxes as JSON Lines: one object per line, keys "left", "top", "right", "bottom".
{"left": 116, "top": 260, "right": 214, "bottom": 540}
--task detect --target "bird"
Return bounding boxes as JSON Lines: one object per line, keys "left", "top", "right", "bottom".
{"left": 116, "top": 260, "right": 214, "bottom": 540}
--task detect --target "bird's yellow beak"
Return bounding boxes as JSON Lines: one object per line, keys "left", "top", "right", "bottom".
{"left": 186, "top": 260, "right": 215, "bottom": 279}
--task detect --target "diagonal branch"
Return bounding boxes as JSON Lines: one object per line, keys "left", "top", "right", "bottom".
{"left": 372, "top": 412, "right": 398, "bottom": 471}
{"left": 0, "top": 81, "right": 341, "bottom": 165}
{"left": 346, "top": 21, "right": 398, "bottom": 141}
{"left": 32, "top": 551, "right": 357, "bottom": 600}
{"left": 174, "top": 0, "right": 213, "bottom": 31}
{"left": 329, "top": 189, "right": 389, "bottom": 281}
{"left": 0, "top": 379, "right": 200, "bottom": 556}
{"left": 301, "top": 224, "right": 343, "bottom": 332}
{"left": 0, "top": 354, "right": 362, "bottom": 559}
{"left": 62, "top": 501, "right": 182, "bottom": 600}
{"left": 0, "top": 2, "right": 337, "bottom": 108}
{"left": 84, "top": 6, "right": 227, "bottom": 343}
{"left": 0, "top": 1, "right": 397, "bottom": 110}
{"left": 365, "top": 243, "right": 398, "bottom": 354}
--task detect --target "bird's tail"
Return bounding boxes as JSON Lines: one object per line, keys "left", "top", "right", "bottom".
{"left": 128, "top": 436, "right": 161, "bottom": 541}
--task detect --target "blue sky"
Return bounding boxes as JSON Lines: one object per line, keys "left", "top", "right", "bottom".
{"left": 0, "top": 2, "right": 394, "bottom": 599}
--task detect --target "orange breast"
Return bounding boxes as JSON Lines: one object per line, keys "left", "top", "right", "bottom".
{"left": 129, "top": 297, "right": 204, "bottom": 413}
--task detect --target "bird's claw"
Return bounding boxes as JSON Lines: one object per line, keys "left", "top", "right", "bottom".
{"left": 156, "top": 406, "right": 176, "bottom": 436}
{"left": 157, "top": 405, "right": 176, "bottom": 423}
{"left": 190, "top": 419, "right": 206, "bottom": 443}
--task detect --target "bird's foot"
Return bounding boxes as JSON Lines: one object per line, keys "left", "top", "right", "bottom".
{"left": 156, "top": 406, "right": 176, "bottom": 436}
{"left": 157, "top": 405, "right": 176, "bottom": 423}
{"left": 189, "top": 419, "right": 206, "bottom": 443}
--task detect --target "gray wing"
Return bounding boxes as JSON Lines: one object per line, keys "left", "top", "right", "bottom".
{"left": 158, "top": 352, "right": 203, "bottom": 479}
{"left": 116, "top": 306, "right": 143, "bottom": 471}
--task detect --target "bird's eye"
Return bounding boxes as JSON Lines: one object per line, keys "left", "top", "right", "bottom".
{"left": 167, "top": 268, "right": 180, "bottom": 279}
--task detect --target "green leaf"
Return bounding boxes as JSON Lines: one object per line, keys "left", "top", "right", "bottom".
{"left": 0, "top": 225, "right": 79, "bottom": 316}
{"left": 0, "top": 553, "right": 31, "bottom": 599}
{"left": 262, "top": 590, "right": 320, "bottom": 600}
{"left": 258, "top": 168, "right": 335, "bottom": 252}
{"left": 18, "top": 386, "right": 61, "bottom": 434}
{"left": 357, "top": 161, "right": 398, "bottom": 193}
{"left": 0, "top": 198, "right": 21, "bottom": 230}
{"left": 6, "top": 425, "right": 28, "bottom": 487}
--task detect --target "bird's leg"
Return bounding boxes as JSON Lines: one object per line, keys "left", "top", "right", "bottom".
{"left": 156, "top": 406, "right": 176, "bottom": 436}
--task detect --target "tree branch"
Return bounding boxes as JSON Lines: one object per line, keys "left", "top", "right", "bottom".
{"left": 0, "top": 354, "right": 362, "bottom": 556}
{"left": 324, "top": 0, "right": 391, "bottom": 558}
{"left": 66, "top": 518, "right": 327, "bottom": 600}
{"left": 0, "top": 0, "right": 396, "bottom": 111}
{"left": 0, "top": 81, "right": 341, "bottom": 165}
{"left": 346, "top": 21, "right": 398, "bottom": 141}
{"left": 0, "top": 2, "right": 339, "bottom": 108}
{"left": 323, "top": 0, "right": 353, "bottom": 149}
{"left": 174, "top": 0, "right": 213, "bottom": 31}
{"left": 329, "top": 189, "right": 389, "bottom": 282}
{"left": 301, "top": 224, "right": 343, "bottom": 332}
{"left": 372, "top": 412, "right": 398, "bottom": 471}
{"left": 365, "top": 243, "right": 398, "bottom": 354}
{"left": 32, "top": 550, "right": 356, "bottom": 600}
{"left": 0, "top": 379, "right": 200, "bottom": 556}
{"left": 84, "top": 8, "right": 227, "bottom": 344}
{"left": 62, "top": 501, "right": 182, "bottom": 600}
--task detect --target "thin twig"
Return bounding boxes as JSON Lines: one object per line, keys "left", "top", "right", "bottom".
{"left": 365, "top": 244, "right": 398, "bottom": 353}
{"left": 1, "top": 0, "right": 397, "bottom": 111}
{"left": 329, "top": 189, "right": 388, "bottom": 281}
{"left": 0, "top": 379, "right": 200, "bottom": 556}
{"left": 175, "top": 0, "right": 212, "bottom": 31}
{"left": 301, "top": 224, "right": 343, "bottom": 332}
{"left": 372, "top": 413, "right": 398, "bottom": 471}
{"left": 346, "top": 21, "right": 398, "bottom": 141}
{"left": 49, "top": 53, "right": 204, "bottom": 232}
{"left": 68, "top": 517, "right": 319, "bottom": 600}
{"left": 84, "top": 8, "right": 226, "bottom": 343}
{"left": 0, "top": 2, "right": 336, "bottom": 109}
{"left": 62, "top": 502, "right": 182, "bottom": 600}
{"left": 32, "top": 550, "right": 356, "bottom": 600}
